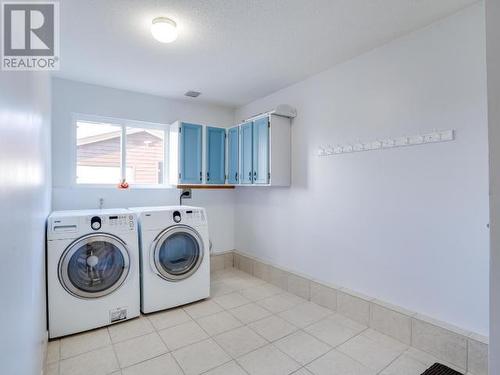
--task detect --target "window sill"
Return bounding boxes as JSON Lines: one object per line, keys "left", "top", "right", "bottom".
{"left": 71, "top": 183, "right": 177, "bottom": 190}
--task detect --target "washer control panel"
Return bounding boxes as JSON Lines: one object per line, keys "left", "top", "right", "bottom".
{"left": 48, "top": 211, "right": 138, "bottom": 240}
{"left": 85, "top": 214, "right": 136, "bottom": 231}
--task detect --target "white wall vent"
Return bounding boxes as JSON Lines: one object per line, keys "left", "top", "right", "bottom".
{"left": 184, "top": 91, "right": 201, "bottom": 98}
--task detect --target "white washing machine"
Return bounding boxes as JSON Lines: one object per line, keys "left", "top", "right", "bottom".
{"left": 47, "top": 209, "right": 140, "bottom": 338}
{"left": 130, "top": 206, "right": 210, "bottom": 314}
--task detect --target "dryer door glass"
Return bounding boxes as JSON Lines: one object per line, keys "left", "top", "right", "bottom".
{"left": 60, "top": 234, "right": 130, "bottom": 298}
{"left": 153, "top": 225, "right": 204, "bottom": 281}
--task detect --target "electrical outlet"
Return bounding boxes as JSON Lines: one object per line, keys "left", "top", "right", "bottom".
{"left": 181, "top": 188, "right": 192, "bottom": 199}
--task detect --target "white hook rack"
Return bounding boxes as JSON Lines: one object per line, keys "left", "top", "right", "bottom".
{"left": 317, "top": 129, "right": 454, "bottom": 157}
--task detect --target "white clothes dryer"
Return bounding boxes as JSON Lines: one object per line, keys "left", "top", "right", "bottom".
{"left": 130, "top": 206, "right": 210, "bottom": 313}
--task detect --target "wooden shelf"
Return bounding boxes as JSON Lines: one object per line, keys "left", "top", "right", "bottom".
{"left": 177, "top": 184, "right": 235, "bottom": 189}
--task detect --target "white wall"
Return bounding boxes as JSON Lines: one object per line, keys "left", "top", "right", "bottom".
{"left": 52, "top": 78, "right": 236, "bottom": 253}
{"left": 235, "top": 4, "right": 489, "bottom": 335}
{"left": 486, "top": 0, "right": 500, "bottom": 371}
{"left": 0, "top": 72, "right": 52, "bottom": 375}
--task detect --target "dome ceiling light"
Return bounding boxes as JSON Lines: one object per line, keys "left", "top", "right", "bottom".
{"left": 151, "top": 17, "right": 178, "bottom": 43}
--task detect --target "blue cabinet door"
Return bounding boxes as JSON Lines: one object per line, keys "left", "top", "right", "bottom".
{"left": 227, "top": 127, "right": 239, "bottom": 184}
{"left": 240, "top": 122, "right": 253, "bottom": 184}
{"left": 252, "top": 116, "right": 269, "bottom": 184}
{"left": 179, "top": 122, "right": 202, "bottom": 184}
{"left": 206, "top": 126, "right": 226, "bottom": 184}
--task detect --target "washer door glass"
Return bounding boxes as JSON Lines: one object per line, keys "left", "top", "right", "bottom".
{"left": 59, "top": 234, "right": 130, "bottom": 298}
{"left": 153, "top": 226, "right": 204, "bottom": 281}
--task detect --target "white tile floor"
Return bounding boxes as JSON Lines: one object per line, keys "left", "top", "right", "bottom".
{"left": 45, "top": 268, "right": 465, "bottom": 375}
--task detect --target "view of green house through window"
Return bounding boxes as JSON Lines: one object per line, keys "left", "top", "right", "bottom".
{"left": 76, "top": 118, "right": 166, "bottom": 185}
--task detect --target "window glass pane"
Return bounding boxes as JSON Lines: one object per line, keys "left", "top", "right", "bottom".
{"left": 76, "top": 121, "right": 122, "bottom": 184}
{"left": 126, "top": 127, "right": 165, "bottom": 184}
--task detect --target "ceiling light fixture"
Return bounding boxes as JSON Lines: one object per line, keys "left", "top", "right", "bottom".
{"left": 151, "top": 17, "right": 178, "bottom": 43}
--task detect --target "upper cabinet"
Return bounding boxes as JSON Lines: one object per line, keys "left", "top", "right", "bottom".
{"left": 239, "top": 122, "right": 253, "bottom": 184}
{"left": 232, "top": 114, "right": 291, "bottom": 186}
{"left": 252, "top": 117, "right": 270, "bottom": 184}
{"left": 170, "top": 105, "right": 294, "bottom": 187}
{"left": 170, "top": 121, "right": 226, "bottom": 185}
{"left": 227, "top": 126, "right": 239, "bottom": 184}
{"left": 170, "top": 121, "right": 203, "bottom": 184}
{"left": 179, "top": 122, "right": 202, "bottom": 184}
{"left": 206, "top": 126, "right": 226, "bottom": 184}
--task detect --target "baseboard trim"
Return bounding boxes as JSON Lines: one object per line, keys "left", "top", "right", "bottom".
{"left": 211, "top": 250, "right": 488, "bottom": 375}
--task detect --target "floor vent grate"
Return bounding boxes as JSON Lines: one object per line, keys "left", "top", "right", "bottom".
{"left": 421, "top": 363, "right": 463, "bottom": 375}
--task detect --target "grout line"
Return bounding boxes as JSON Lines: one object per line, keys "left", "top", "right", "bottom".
{"left": 170, "top": 352, "right": 187, "bottom": 375}
{"left": 58, "top": 338, "right": 112, "bottom": 361}
{"left": 376, "top": 351, "right": 405, "bottom": 374}
{"left": 106, "top": 326, "right": 124, "bottom": 373}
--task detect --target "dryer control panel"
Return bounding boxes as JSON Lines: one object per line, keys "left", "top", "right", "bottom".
{"left": 183, "top": 209, "right": 206, "bottom": 226}
{"left": 137, "top": 206, "right": 207, "bottom": 230}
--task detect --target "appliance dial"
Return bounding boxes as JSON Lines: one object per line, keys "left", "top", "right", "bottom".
{"left": 90, "top": 216, "right": 102, "bottom": 230}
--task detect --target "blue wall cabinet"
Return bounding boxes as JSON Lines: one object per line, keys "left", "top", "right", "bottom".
{"left": 252, "top": 117, "right": 269, "bottom": 184}
{"left": 227, "top": 126, "right": 239, "bottom": 184}
{"left": 235, "top": 114, "right": 291, "bottom": 186}
{"left": 240, "top": 122, "right": 253, "bottom": 184}
{"left": 170, "top": 111, "right": 291, "bottom": 186}
{"left": 179, "top": 122, "right": 202, "bottom": 184}
{"left": 206, "top": 126, "right": 226, "bottom": 184}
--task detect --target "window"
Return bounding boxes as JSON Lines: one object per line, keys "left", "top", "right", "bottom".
{"left": 75, "top": 115, "right": 168, "bottom": 186}
{"left": 125, "top": 127, "right": 165, "bottom": 184}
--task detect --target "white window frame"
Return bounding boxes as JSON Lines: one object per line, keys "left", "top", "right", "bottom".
{"left": 71, "top": 113, "right": 172, "bottom": 188}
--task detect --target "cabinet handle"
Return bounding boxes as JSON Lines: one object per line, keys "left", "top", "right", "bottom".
{"left": 235, "top": 172, "right": 238, "bottom": 181}
{"left": 248, "top": 171, "right": 252, "bottom": 181}
{"left": 253, "top": 171, "right": 257, "bottom": 179}
{"left": 199, "top": 171, "right": 202, "bottom": 181}
{"left": 207, "top": 172, "right": 210, "bottom": 182}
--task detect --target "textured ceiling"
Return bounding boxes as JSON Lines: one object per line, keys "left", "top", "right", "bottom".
{"left": 55, "top": 0, "right": 477, "bottom": 107}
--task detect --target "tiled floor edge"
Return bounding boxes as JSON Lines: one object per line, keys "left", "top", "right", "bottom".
{"left": 210, "top": 251, "right": 234, "bottom": 273}
{"left": 230, "top": 249, "right": 488, "bottom": 375}
{"left": 211, "top": 249, "right": 236, "bottom": 255}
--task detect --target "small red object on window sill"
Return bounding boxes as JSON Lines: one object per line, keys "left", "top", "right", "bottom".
{"left": 118, "top": 179, "right": 129, "bottom": 189}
